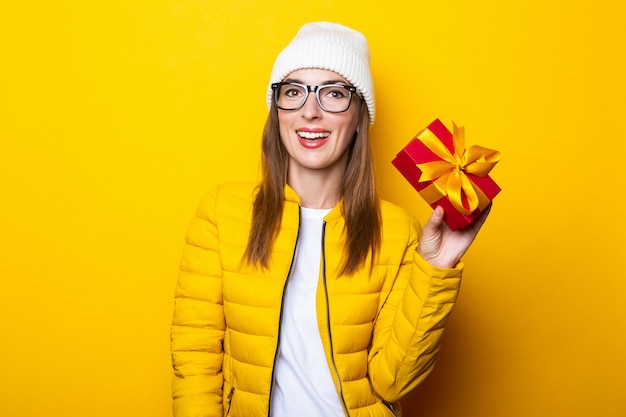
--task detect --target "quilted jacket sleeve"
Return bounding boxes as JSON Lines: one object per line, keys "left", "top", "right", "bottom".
{"left": 171, "top": 188, "right": 225, "bottom": 417}
{"left": 368, "top": 215, "right": 463, "bottom": 403}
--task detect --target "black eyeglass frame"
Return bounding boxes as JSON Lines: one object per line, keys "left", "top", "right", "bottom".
{"left": 271, "top": 82, "right": 359, "bottom": 113}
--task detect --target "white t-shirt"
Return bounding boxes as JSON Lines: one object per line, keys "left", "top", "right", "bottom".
{"left": 270, "top": 207, "right": 344, "bottom": 417}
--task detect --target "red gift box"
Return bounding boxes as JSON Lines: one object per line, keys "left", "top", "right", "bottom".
{"left": 392, "top": 119, "right": 501, "bottom": 230}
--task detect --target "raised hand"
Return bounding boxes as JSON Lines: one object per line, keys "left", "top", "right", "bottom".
{"left": 417, "top": 204, "right": 492, "bottom": 268}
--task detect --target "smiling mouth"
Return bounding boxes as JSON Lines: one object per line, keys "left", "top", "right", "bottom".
{"left": 296, "top": 130, "right": 330, "bottom": 140}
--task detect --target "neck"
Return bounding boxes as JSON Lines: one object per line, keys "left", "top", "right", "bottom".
{"left": 287, "top": 169, "right": 343, "bottom": 209}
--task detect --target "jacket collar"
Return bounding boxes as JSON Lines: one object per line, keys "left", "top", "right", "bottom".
{"left": 283, "top": 184, "right": 344, "bottom": 222}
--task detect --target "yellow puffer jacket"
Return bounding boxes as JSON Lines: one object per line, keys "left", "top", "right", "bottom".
{"left": 171, "top": 182, "right": 463, "bottom": 417}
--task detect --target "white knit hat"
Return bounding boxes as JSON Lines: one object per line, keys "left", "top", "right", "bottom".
{"left": 266, "top": 21, "right": 375, "bottom": 126}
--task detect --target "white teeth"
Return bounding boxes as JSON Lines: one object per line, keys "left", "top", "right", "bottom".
{"left": 297, "top": 131, "right": 330, "bottom": 139}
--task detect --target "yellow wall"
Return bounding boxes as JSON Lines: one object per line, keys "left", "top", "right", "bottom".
{"left": 1, "top": 1, "right": 624, "bottom": 416}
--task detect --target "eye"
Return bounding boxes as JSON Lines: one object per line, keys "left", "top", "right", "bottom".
{"left": 281, "top": 84, "right": 305, "bottom": 98}
{"left": 322, "top": 86, "right": 349, "bottom": 100}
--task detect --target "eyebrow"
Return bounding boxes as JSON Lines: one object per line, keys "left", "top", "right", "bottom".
{"left": 283, "top": 78, "right": 351, "bottom": 86}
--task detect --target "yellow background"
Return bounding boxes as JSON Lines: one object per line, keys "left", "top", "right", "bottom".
{"left": 1, "top": 1, "right": 624, "bottom": 416}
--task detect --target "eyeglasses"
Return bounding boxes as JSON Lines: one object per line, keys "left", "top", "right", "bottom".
{"left": 271, "top": 82, "right": 358, "bottom": 113}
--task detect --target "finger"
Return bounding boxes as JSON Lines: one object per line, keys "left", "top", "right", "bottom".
{"left": 470, "top": 203, "right": 492, "bottom": 232}
{"left": 422, "top": 206, "right": 445, "bottom": 236}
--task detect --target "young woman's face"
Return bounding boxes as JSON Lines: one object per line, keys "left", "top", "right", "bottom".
{"left": 277, "top": 68, "right": 361, "bottom": 178}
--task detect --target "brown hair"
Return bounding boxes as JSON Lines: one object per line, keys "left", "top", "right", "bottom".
{"left": 244, "top": 99, "right": 381, "bottom": 276}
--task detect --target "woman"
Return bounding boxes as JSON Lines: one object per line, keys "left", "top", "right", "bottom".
{"left": 170, "top": 21, "right": 490, "bottom": 417}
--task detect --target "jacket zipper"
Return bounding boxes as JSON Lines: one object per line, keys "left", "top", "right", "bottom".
{"left": 226, "top": 386, "right": 235, "bottom": 416}
{"left": 321, "top": 221, "right": 350, "bottom": 417}
{"left": 382, "top": 400, "right": 399, "bottom": 417}
{"left": 267, "top": 206, "right": 301, "bottom": 417}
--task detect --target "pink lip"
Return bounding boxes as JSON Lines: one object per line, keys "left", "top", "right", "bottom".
{"left": 298, "top": 136, "right": 330, "bottom": 149}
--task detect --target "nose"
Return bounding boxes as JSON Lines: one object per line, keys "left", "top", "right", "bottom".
{"left": 301, "top": 91, "right": 323, "bottom": 119}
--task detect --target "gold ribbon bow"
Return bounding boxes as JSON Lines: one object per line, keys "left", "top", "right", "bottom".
{"left": 416, "top": 122, "right": 501, "bottom": 215}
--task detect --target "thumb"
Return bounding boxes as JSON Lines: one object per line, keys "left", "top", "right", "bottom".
{"left": 418, "top": 206, "right": 445, "bottom": 262}
{"left": 422, "top": 206, "right": 445, "bottom": 237}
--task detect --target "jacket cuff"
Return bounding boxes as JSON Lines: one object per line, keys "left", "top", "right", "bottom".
{"left": 414, "top": 250, "right": 464, "bottom": 280}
